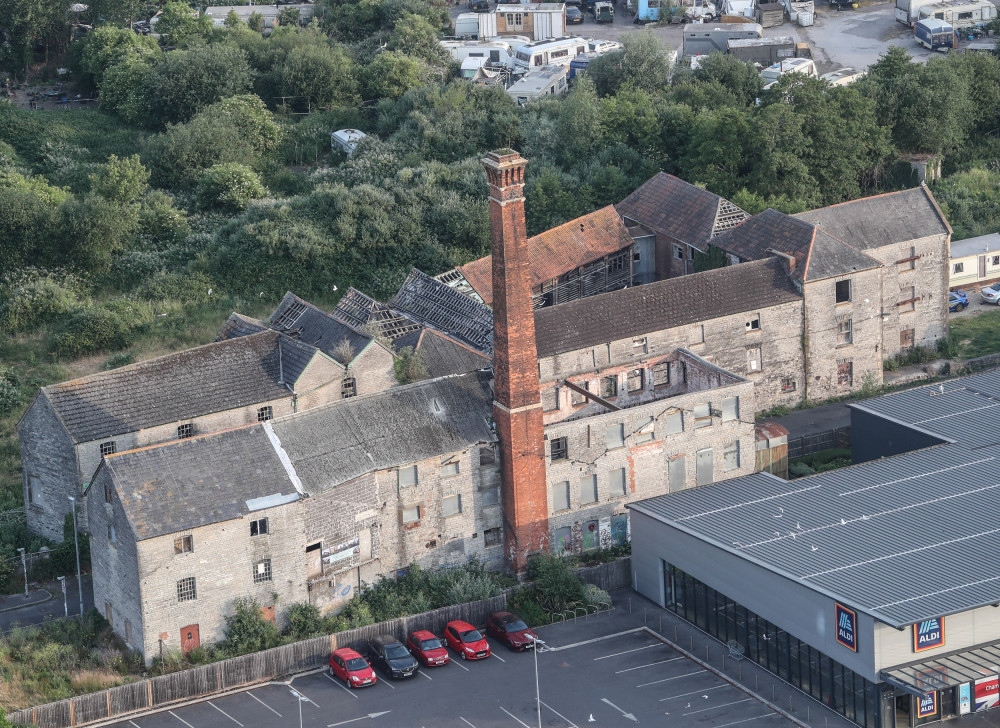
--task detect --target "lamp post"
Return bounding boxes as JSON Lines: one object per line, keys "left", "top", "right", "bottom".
{"left": 57, "top": 576, "right": 68, "bottom": 618}
{"left": 68, "top": 496, "right": 84, "bottom": 616}
{"left": 530, "top": 635, "right": 546, "bottom": 728}
{"left": 17, "top": 547, "right": 27, "bottom": 597}
{"left": 289, "top": 689, "right": 307, "bottom": 728}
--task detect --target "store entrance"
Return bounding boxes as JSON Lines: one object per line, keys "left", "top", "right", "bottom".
{"left": 895, "top": 693, "right": 912, "bottom": 728}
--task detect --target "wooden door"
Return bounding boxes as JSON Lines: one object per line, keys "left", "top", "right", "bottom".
{"left": 180, "top": 624, "right": 200, "bottom": 655}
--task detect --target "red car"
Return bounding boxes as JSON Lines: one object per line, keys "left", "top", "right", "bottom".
{"left": 329, "top": 647, "right": 377, "bottom": 688}
{"left": 406, "top": 630, "right": 450, "bottom": 667}
{"left": 485, "top": 611, "right": 538, "bottom": 651}
{"left": 444, "top": 620, "right": 491, "bottom": 660}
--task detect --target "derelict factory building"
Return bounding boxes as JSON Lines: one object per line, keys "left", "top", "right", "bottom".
{"left": 628, "top": 369, "right": 1000, "bottom": 728}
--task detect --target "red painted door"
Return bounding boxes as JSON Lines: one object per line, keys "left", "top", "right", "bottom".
{"left": 180, "top": 625, "right": 200, "bottom": 655}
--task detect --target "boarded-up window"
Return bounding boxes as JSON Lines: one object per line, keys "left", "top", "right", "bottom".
{"left": 782, "top": 378, "right": 796, "bottom": 393}
{"left": 482, "top": 487, "right": 500, "bottom": 507}
{"left": 402, "top": 505, "right": 421, "bottom": 524}
{"left": 580, "top": 475, "right": 597, "bottom": 504}
{"left": 480, "top": 446, "right": 496, "bottom": 465}
{"left": 553, "top": 527, "right": 572, "bottom": 553}
{"left": 835, "top": 279, "right": 851, "bottom": 303}
{"left": 601, "top": 375, "right": 618, "bottom": 398}
{"left": 696, "top": 449, "right": 714, "bottom": 486}
{"left": 665, "top": 409, "right": 683, "bottom": 435}
{"left": 747, "top": 346, "right": 761, "bottom": 372}
{"left": 900, "top": 329, "right": 915, "bottom": 350}
{"left": 668, "top": 456, "right": 685, "bottom": 493}
{"left": 443, "top": 494, "right": 462, "bottom": 516}
{"left": 484, "top": 527, "right": 501, "bottom": 547}
{"left": 542, "top": 387, "right": 559, "bottom": 412}
{"left": 652, "top": 362, "right": 670, "bottom": 387}
{"left": 693, "top": 403, "right": 712, "bottom": 429}
{"left": 610, "top": 467, "right": 627, "bottom": 497}
{"left": 398, "top": 465, "right": 418, "bottom": 488}
{"left": 552, "top": 482, "right": 570, "bottom": 512}
{"left": 635, "top": 417, "right": 654, "bottom": 444}
{"left": 837, "top": 360, "right": 853, "bottom": 387}
{"left": 550, "top": 436, "right": 568, "bottom": 461}
{"left": 627, "top": 369, "right": 644, "bottom": 392}
{"left": 721, "top": 397, "right": 739, "bottom": 423}
{"left": 441, "top": 457, "right": 460, "bottom": 477}
{"left": 723, "top": 441, "right": 740, "bottom": 471}
{"left": 607, "top": 424, "right": 625, "bottom": 449}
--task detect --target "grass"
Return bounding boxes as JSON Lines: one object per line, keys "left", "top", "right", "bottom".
{"left": 948, "top": 308, "right": 1000, "bottom": 359}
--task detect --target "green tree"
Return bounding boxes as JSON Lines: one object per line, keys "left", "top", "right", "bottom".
{"left": 690, "top": 52, "right": 762, "bottom": 107}
{"left": 0, "top": 170, "right": 69, "bottom": 270}
{"left": 389, "top": 12, "right": 445, "bottom": 62}
{"left": 155, "top": 0, "right": 213, "bottom": 47}
{"left": 363, "top": 51, "right": 425, "bottom": 100}
{"left": 527, "top": 553, "right": 584, "bottom": 612}
{"left": 277, "top": 7, "right": 301, "bottom": 26}
{"left": 144, "top": 44, "right": 254, "bottom": 127}
{"left": 88, "top": 154, "right": 150, "bottom": 205}
{"left": 586, "top": 31, "right": 672, "bottom": 97}
{"left": 224, "top": 9, "right": 242, "bottom": 27}
{"left": 222, "top": 597, "right": 280, "bottom": 655}
{"left": 98, "top": 59, "right": 155, "bottom": 126}
{"left": 679, "top": 106, "right": 753, "bottom": 197}
{"left": 553, "top": 76, "right": 602, "bottom": 165}
{"left": 248, "top": 11, "right": 265, "bottom": 31}
{"left": 0, "top": 0, "right": 68, "bottom": 78}
{"left": 693, "top": 245, "right": 727, "bottom": 273}
{"left": 79, "top": 25, "right": 160, "bottom": 90}
{"left": 55, "top": 194, "right": 140, "bottom": 272}
{"left": 525, "top": 165, "right": 586, "bottom": 235}
{"left": 745, "top": 100, "right": 818, "bottom": 207}
{"left": 196, "top": 163, "right": 268, "bottom": 211}
{"left": 280, "top": 41, "right": 359, "bottom": 109}
{"left": 599, "top": 85, "right": 663, "bottom": 153}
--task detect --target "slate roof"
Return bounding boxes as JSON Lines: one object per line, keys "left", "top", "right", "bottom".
{"left": 794, "top": 186, "right": 951, "bottom": 251}
{"left": 332, "top": 288, "right": 423, "bottom": 342}
{"left": 616, "top": 173, "right": 749, "bottom": 250}
{"left": 533, "top": 257, "right": 802, "bottom": 358}
{"left": 215, "top": 312, "right": 270, "bottom": 340}
{"left": 269, "top": 292, "right": 372, "bottom": 365}
{"left": 711, "top": 208, "right": 881, "bottom": 282}
{"left": 44, "top": 332, "right": 298, "bottom": 444}
{"left": 390, "top": 269, "right": 494, "bottom": 355}
{"left": 456, "top": 206, "right": 635, "bottom": 305}
{"left": 416, "top": 329, "right": 492, "bottom": 378}
{"left": 100, "top": 425, "right": 300, "bottom": 540}
{"left": 270, "top": 371, "right": 495, "bottom": 494}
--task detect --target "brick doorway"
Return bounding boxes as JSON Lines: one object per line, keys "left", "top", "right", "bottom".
{"left": 180, "top": 624, "right": 200, "bottom": 655}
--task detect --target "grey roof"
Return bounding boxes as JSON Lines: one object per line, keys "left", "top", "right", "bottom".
{"left": 100, "top": 425, "right": 300, "bottom": 540}
{"left": 951, "top": 232, "right": 1000, "bottom": 260}
{"left": 533, "top": 257, "right": 802, "bottom": 358}
{"left": 269, "top": 292, "right": 372, "bottom": 365}
{"left": 44, "top": 332, "right": 297, "bottom": 444}
{"left": 215, "top": 312, "right": 269, "bottom": 340}
{"left": 416, "top": 329, "right": 492, "bottom": 379}
{"left": 390, "top": 269, "right": 494, "bottom": 355}
{"left": 269, "top": 371, "right": 495, "bottom": 494}
{"left": 629, "top": 442, "right": 1000, "bottom": 626}
{"left": 794, "top": 186, "right": 951, "bottom": 251}
{"left": 332, "top": 287, "right": 424, "bottom": 342}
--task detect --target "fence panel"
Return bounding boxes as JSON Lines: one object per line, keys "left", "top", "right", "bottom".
{"left": 787, "top": 426, "right": 851, "bottom": 459}
{"left": 32, "top": 701, "right": 71, "bottom": 728}
{"left": 69, "top": 693, "right": 108, "bottom": 726}
{"left": 106, "top": 681, "right": 150, "bottom": 718}
{"left": 577, "top": 558, "right": 632, "bottom": 591}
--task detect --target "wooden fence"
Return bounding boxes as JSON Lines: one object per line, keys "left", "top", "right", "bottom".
{"left": 6, "top": 594, "right": 508, "bottom": 728}
{"left": 576, "top": 557, "right": 632, "bottom": 592}
{"left": 786, "top": 426, "right": 851, "bottom": 459}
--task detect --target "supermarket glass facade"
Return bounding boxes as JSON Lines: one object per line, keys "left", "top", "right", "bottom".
{"left": 663, "top": 562, "right": 882, "bottom": 728}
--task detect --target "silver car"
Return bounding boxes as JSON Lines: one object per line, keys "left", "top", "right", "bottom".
{"left": 982, "top": 282, "right": 1000, "bottom": 304}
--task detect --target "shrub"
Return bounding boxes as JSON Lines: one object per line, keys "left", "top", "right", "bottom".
{"left": 134, "top": 271, "right": 216, "bottom": 304}
{"left": 788, "top": 461, "right": 815, "bottom": 478}
{"left": 196, "top": 164, "right": 267, "bottom": 211}
{"left": 0, "top": 268, "right": 86, "bottom": 335}
{"left": 582, "top": 584, "right": 611, "bottom": 607}
{"left": 222, "top": 597, "right": 280, "bottom": 656}
{"left": 50, "top": 299, "right": 153, "bottom": 359}
{"left": 508, "top": 587, "right": 549, "bottom": 627}
{"left": 0, "top": 367, "right": 22, "bottom": 418}
{"left": 104, "top": 352, "right": 135, "bottom": 370}
{"left": 285, "top": 602, "right": 324, "bottom": 640}
{"left": 394, "top": 346, "right": 428, "bottom": 384}
{"left": 527, "top": 554, "right": 584, "bottom": 613}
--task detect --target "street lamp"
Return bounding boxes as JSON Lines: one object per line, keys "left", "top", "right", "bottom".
{"left": 289, "top": 689, "right": 308, "bottom": 728}
{"left": 68, "top": 496, "right": 84, "bottom": 616}
{"left": 530, "top": 635, "right": 546, "bottom": 728}
{"left": 57, "top": 576, "right": 67, "bottom": 618}
{"left": 17, "top": 547, "right": 26, "bottom": 597}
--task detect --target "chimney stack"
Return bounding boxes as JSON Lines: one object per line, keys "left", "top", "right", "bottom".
{"left": 482, "top": 149, "right": 548, "bottom": 574}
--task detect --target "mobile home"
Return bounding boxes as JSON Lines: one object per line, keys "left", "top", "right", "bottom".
{"left": 513, "top": 36, "right": 590, "bottom": 72}
{"left": 916, "top": 0, "right": 997, "bottom": 28}
{"left": 682, "top": 23, "right": 763, "bottom": 57}
{"left": 915, "top": 17, "right": 956, "bottom": 49}
{"left": 506, "top": 65, "right": 569, "bottom": 105}
{"left": 441, "top": 38, "right": 523, "bottom": 69}
{"left": 330, "top": 129, "right": 366, "bottom": 157}
{"left": 895, "top": 0, "right": 937, "bottom": 25}
{"left": 759, "top": 57, "right": 817, "bottom": 88}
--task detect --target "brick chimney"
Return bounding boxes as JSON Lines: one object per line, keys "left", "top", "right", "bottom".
{"left": 482, "top": 149, "right": 548, "bottom": 574}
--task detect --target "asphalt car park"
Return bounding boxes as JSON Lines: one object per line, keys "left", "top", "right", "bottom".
{"left": 106, "top": 622, "right": 801, "bottom": 728}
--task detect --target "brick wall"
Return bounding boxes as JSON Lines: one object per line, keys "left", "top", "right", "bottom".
{"left": 349, "top": 343, "right": 398, "bottom": 397}
{"left": 20, "top": 393, "right": 81, "bottom": 542}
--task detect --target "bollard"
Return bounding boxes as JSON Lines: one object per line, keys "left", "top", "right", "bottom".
{"left": 723, "top": 655, "right": 726, "bottom": 670}
{"left": 739, "top": 663, "right": 742, "bottom": 680}
{"left": 629, "top": 598, "right": 632, "bottom": 614}
{"left": 789, "top": 695, "right": 792, "bottom": 712}
{"left": 690, "top": 635, "right": 694, "bottom": 651}
{"left": 644, "top": 608, "right": 647, "bottom": 625}
{"left": 755, "top": 674, "right": 758, "bottom": 690}
{"left": 706, "top": 646, "right": 709, "bottom": 662}
{"left": 659, "top": 616, "right": 662, "bottom": 633}
{"left": 772, "top": 685, "right": 775, "bottom": 701}
{"left": 807, "top": 706, "right": 810, "bottom": 721}
{"left": 674, "top": 625, "right": 678, "bottom": 641}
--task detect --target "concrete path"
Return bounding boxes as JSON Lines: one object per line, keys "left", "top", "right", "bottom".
{"left": 0, "top": 574, "right": 94, "bottom": 632}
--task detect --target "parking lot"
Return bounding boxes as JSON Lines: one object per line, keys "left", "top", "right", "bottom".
{"left": 105, "top": 619, "right": 804, "bottom": 728}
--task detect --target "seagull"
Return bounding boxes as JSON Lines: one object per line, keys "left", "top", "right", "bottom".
{"left": 788, "top": 531, "right": 796, "bottom": 540}
{"left": 207, "top": 288, "right": 213, "bottom": 296}
{"left": 774, "top": 531, "right": 781, "bottom": 537}
{"left": 333, "top": 284, "right": 338, "bottom": 291}
{"left": 588, "top": 715, "right": 595, "bottom": 723}
{"left": 702, "top": 694, "right": 709, "bottom": 699}
{"left": 840, "top": 518, "right": 847, "bottom": 525}
{"left": 685, "top": 703, "right": 691, "bottom": 709}
{"left": 811, "top": 545, "right": 819, "bottom": 551}
{"left": 796, "top": 521, "right": 802, "bottom": 530}
{"left": 773, "top": 506, "right": 784, "bottom": 519}
{"left": 861, "top": 514, "right": 870, "bottom": 521}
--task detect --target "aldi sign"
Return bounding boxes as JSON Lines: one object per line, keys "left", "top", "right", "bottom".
{"left": 917, "top": 692, "right": 938, "bottom": 719}
{"left": 835, "top": 603, "right": 857, "bottom": 652}
{"left": 913, "top": 617, "right": 945, "bottom": 652}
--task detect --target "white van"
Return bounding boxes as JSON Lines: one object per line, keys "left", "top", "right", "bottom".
{"left": 513, "top": 36, "right": 591, "bottom": 73}
{"left": 453, "top": 13, "right": 480, "bottom": 39}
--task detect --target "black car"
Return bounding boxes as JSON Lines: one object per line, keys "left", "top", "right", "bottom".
{"left": 470, "top": 0, "right": 491, "bottom": 10}
{"left": 566, "top": 5, "right": 584, "bottom": 22}
{"left": 367, "top": 635, "right": 420, "bottom": 678}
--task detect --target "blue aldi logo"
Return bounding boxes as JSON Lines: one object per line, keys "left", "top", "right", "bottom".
{"left": 913, "top": 617, "right": 946, "bottom": 652}
{"left": 836, "top": 603, "right": 857, "bottom": 652}
{"left": 918, "top": 691, "right": 938, "bottom": 718}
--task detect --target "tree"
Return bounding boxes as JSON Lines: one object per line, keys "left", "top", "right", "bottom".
{"left": 155, "top": 0, "right": 213, "bottom": 47}
{"left": 280, "top": 41, "right": 359, "bottom": 109}
{"left": 745, "top": 99, "right": 818, "bottom": 207}
{"left": 55, "top": 194, "right": 140, "bottom": 273}
{"left": 248, "top": 11, "right": 265, "bottom": 32}
{"left": 79, "top": 25, "right": 160, "bottom": 90}
{"left": 690, "top": 52, "right": 763, "bottom": 107}
{"left": 389, "top": 12, "right": 446, "bottom": 63}
{"left": 0, "top": 0, "right": 69, "bottom": 78}
{"left": 0, "top": 170, "right": 69, "bottom": 269}
{"left": 586, "top": 31, "right": 672, "bottom": 97}
{"left": 679, "top": 106, "right": 753, "bottom": 197}
{"left": 223, "top": 9, "right": 242, "bottom": 28}
{"left": 196, "top": 163, "right": 268, "bottom": 211}
{"left": 143, "top": 44, "right": 254, "bottom": 127}
{"left": 97, "top": 59, "right": 154, "bottom": 126}
{"left": 222, "top": 597, "right": 280, "bottom": 656}
{"left": 363, "top": 51, "right": 425, "bottom": 100}
{"left": 278, "top": 7, "right": 301, "bottom": 26}
{"left": 553, "top": 76, "right": 602, "bottom": 165}
{"left": 88, "top": 154, "right": 150, "bottom": 205}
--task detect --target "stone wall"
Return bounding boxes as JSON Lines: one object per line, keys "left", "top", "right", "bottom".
{"left": 20, "top": 393, "right": 81, "bottom": 542}
{"left": 349, "top": 342, "right": 398, "bottom": 398}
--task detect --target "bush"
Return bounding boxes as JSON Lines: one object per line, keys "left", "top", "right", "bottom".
{"left": 582, "top": 584, "right": 611, "bottom": 607}
{"left": 0, "top": 268, "right": 86, "bottom": 335}
{"left": 51, "top": 299, "right": 154, "bottom": 359}
{"left": 196, "top": 164, "right": 267, "bottom": 211}
{"left": 284, "top": 602, "right": 324, "bottom": 640}
{"left": 222, "top": 597, "right": 280, "bottom": 656}
{"left": 788, "top": 461, "right": 815, "bottom": 478}
{"left": 527, "top": 554, "right": 584, "bottom": 613}
{"left": 104, "top": 352, "right": 135, "bottom": 370}
{"left": 508, "top": 587, "right": 549, "bottom": 627}
{"left": 0, "top": 367, "right": 22, "bottom": 419}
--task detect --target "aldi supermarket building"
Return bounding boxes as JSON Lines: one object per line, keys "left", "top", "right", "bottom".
{"left": 628, "top": 369, "right": 1000, "bottom": 727}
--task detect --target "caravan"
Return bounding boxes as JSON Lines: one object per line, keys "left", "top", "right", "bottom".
{"left": 682, "top": 23, "right": 763, "bottom": 57}
{"left": 916, "top": 0, "right": 997, "bottom": 28}
{"left": 441, "top": 38, "right": 525, "bottom": 71}
{"left": 513, "top": 36, "right": 591, "bottom": 73}
{"left": 506, "top": 65, "right": 569, "bottom": 105}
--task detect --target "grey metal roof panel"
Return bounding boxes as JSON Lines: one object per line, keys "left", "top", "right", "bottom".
{"left": 951, "top": 232, "right": 1000, "bottom": 259}
{"left": 43, "top": 332, "right": 292, "bottom": 443}
{"left": 103, "top": 425, "right": 299, "bottom": 540}
{"left": 269, "top": 371, "right": 495, "bottom": 494}
{"left": 629, "top": 442, "right": 1000, "bottom": 626}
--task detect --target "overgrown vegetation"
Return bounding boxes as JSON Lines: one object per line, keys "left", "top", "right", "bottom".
{"left": 788, "top": 448, "right": 853, "bottom": 478}
{"left": 949, "top": 310, "right": 1000, "bottom": 359}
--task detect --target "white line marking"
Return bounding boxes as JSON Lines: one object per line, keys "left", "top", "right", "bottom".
{"left": 593, "top": 644, "right": 659, "bottom": 660}
{"left": 208, "top": 701, "right": 244, "bottom": 726}
{"left": 247, "top": 692, "right": 283, "bottom": 717}
{"left": 544, "top": 628, "right": 646, "bottom": 652}
{"left": 419, "top": 670, "right": 432, "bottom": 681}
{"left": 379, "top": 677, "right": 396, "bottom": 689}
{"left": 500, "top": 706, "right": 532, "bottom": 728}
{"left": 130, "top": 722, "right": 142, "bottom": 728}
{"left": 541, "top": 700, "right": 579, "bottom": 728}
{"left": 682, "top": 698, "right": 752, "bottom": 716}
{"left": 659, "top": 685, "right": 728, "bottom": 701}
{"left": 714, "top": 712, "right": 777, "bottom": 728}
{"left": 322, "top": 671, "right": 358, "bottom": 699}
{"left": 491, "top": 653, "right": 506, "bottom": 663}
{"left": 169, "top": 710, "right": 196, "bottom": 728}
{"left": 293, "top": 687, "right": 320, "bottom": 707}
{"left": 459, "top": 718, "right": 477, "bottom": 728}
{"left": 636, "top": 669, "right": 705, "bottom": 688}
{"left": 451, "top": 659, "right": 470, "bottom": 672}
{"left": 615, "top": 657, "right": 682, "bottom": 673}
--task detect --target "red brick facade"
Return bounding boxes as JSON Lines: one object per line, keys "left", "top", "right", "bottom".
{"left": 482, "top": 151, "right": 549, "bottom": 573}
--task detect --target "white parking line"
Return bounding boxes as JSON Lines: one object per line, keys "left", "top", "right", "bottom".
{"left": 169, "top": 710, "right": 196, "bottom": 728}
{"left": 593, "top": 644, "right": 659, "bottom": 661}
{"left": 419, "top": 670, "right": 433, "bottom": 681}
{"left": 499, "top": 706, "right": 532, "bottom": 728}
{"left": 451, "top": 659, "right": 470, "bottom": 672}
{"left": 293, "top": 687, "right": 320, "bottom": 707}
{"left": 129, "top": 721, "right": 142, "bottom": 728}
{"left": 208, "top": 701, "right": 244, "bottom": 726}
{"left": 636, "top": 669, "right": 706, "bottom": 688}
{"left": 614, "top": 657, "right": 683, "bottom": 673}
{"left": 459, "top": 718, "right": 478, "bottom": 728}
{"left": 541, "top": 700, "right": 579, "bottom": 728}
{"left": 659, "top": 685, "right": 728, "bottom": 701}
{"left": 492, "top": 653, "right": 506, "bottom": 663}
{"left": 714, "top": 712, "right": 777, "bottom": 728}
{"left": 322, "top": 671, "right": 358, "bottom": 699}
{"left": 682, "top": 698, "right": 752, "bottom": 716}
{"left": 379, "top": 677, "right": 396, "bottom": 689}
{"left": 247, "top": 692, "right": 283, "bottom": 717}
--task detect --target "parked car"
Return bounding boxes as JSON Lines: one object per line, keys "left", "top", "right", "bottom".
{"left": 444, "top": 620, "right": 491, "bottom": 660}
{"left": 587, "top": 39, "right": 622, "bottom": 53}
{"left": 329, "top": 648, "right": 376, "bottom": 688}
{"left": 566, "top": 5, "right": 585, "bottom": 22}
{"left": 486, "top": 611, "right": 538, "bottom": 651}
{"left": 470, "top": 0, "right": 491, "bottom": 11}
{"left": 981, "top": 283, "right": 1000, "bottom": 305}
{"left": 367, "top": 635, "right": 420, "bottom": 678}
{"left": 950, "top": 289, "right": 969, "bottom": 312}
{"left": 406, "top": 630, "right": 450, "bottom": 667}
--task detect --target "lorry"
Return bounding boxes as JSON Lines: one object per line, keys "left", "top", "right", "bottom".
{"left": 759, "top": 57, "right": 817, "bottom": 88}
{"left": 916, "top": 0, "right": 997, "bottom": 28}
{"left": 593, "top": 1, "right": 615, "bottom": 21}
{"left": 685, "top": 0, "right": 719, "bottom": 20}
{"left": 914, "top": 17, "right": 956, "bottom": 48}
{"left": 682, "top": 22, "right": 763, "bottom": 56}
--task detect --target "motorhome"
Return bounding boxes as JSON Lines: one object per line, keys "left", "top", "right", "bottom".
{"left": 569, "top": 51, "right": 599, "bottom": 79}
{"left": 441, "top": 38, "right": 525, "bottom": 69}
{"left": 759, "top": 57, "right": 817, "bottom": 88}
{"left": 330, "top": 129, "right": 366, "bottom": 157}
{"left": 915, "top": 17, "right": 956, "bottom": 48}
{"left": 513, "top": 36, "right": 591, "bottom": 72}
{"left": 916, "top": 0, "right": 997, "bottom": 28}
{"left": 506, "top": 65, "right": 569, "bottom": 105}
{"left": 682, "top": 23, "right": 763, "bottom": 57}
{"left": 895, "top": 0, "right": 937, "bottom": 25}
{"left": 819, "top": 67, "right": 865, "bottom": 85}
